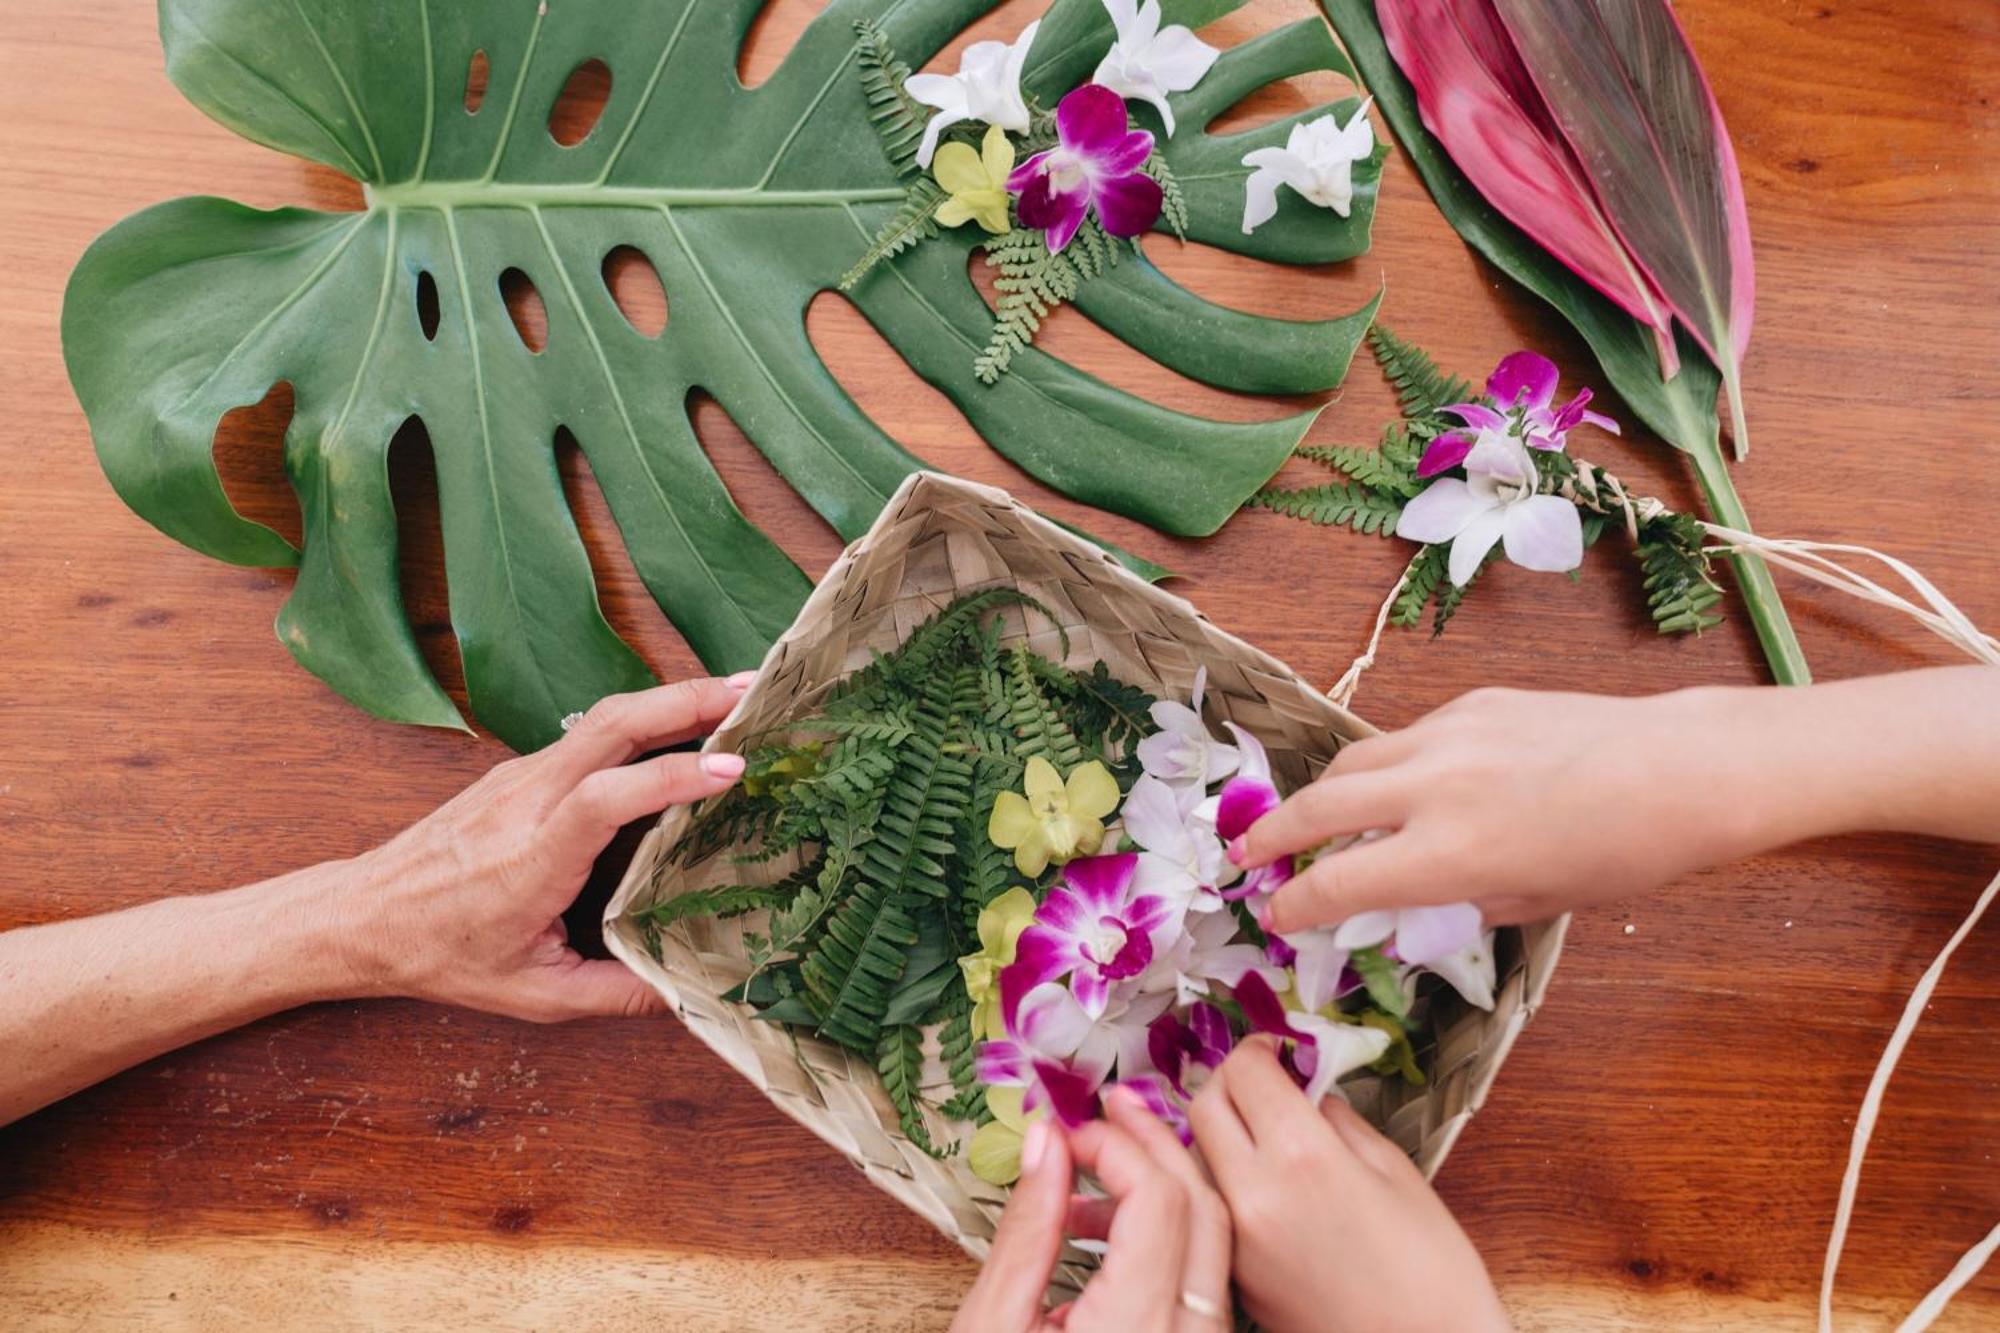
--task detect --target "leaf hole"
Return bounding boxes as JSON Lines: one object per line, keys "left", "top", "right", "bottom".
{"left": 464, "top": 49, "right": 490, "bottom": 114}
{"left": 737, "top": 0, "right": 818, "bottom": 90}
{"left": 554, "top": 427, "right": 688, "bottom": 674}
{"left": 387, "top": 415, "right": 468, "bottom": 711}
{"left": 212, "top": 380, "right": 303, "bottom": 549}
{"left": 499, "top": 267, "right": 548, "bottom": 353}
{"left": 687, "top": 389, "right": 842, "bottom": 574}
{"left": 548, "top": 58, "right": 612, "bottom": 147}
{"left": 415, "top": 269, "right": 440, "bottom": 341}
{"left": 601, "top": 245, "right": 668, "bottom": 338}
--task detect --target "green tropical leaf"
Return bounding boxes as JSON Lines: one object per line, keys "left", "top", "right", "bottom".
{"left": 62, "top": 0, "right": 1385, "bottom": 750}
{"left": 1320, "top": 0, "right": 1808, "bottom": 686}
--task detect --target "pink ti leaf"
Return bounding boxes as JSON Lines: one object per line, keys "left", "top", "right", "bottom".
{"left": 1378, "top": 0, "right": 1679, "bottom": 374}
{"left": 1491, "top": 0, "right": 1757, "bottom": 456}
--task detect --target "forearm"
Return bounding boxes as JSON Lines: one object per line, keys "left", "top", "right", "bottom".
{"left": 1696, "top": 665, "right": 2000, "bottom": 857}
{"left": 0, "top": 861, "right": 367, "bottom": 1126}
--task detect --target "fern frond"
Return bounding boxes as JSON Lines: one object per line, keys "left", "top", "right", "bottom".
{"left": 1143, "top": 152, "right": 1189, "bottom": 239}
{"left": 939, "top": 996, "right": 989, "bottom": 1123}
{"left": 1001, "top": 647, "right": 1088, "bottom": 770}
{"left": 1391, "top": 545, "right": 1449, "bottom": 629}
{"left": 639, "top": 858, "right": 820, "bottom": 933}
{"left": 853, "top": 20, "right": 932, "bottom": 178}
{"left": 975, "top": 227, "right": 1081, "bottom": 382}
{"left": 1370, "top": 324, "right": 1472, "bottom": 423}
{"left": 877, "top": 1024, "right": 944, "bottom": 1155}
{"left": 1249, "top": 481, "right": 1403, "bottom": 536}
{"left": 839, "top": 178, "right": 945, "bottom": 290}
{"left": 1294, "top": 443, "right": 1422, "bottom": 499}
{"left": 1635, "top": 512, "right": 1725, "bottom": 635}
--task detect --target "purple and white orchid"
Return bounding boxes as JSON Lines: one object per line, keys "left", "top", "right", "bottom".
{"left": 1008, "top": 84, "right": 1163, "bottom": 252}
{"left": 1419, "top": 350, "right": 1620, "bottom": 478}
{"left": 1003, "top": 852, "right": 1186, "bottom": 1021}
{"left": 1331, "top": 901, "right": 1484, "bottom": 970}
{"left": 1397, "top": 426, "right": 1586, "bottom": 587}
{"left": 976, "top": 980, "right": 1117, "bottom": 1128}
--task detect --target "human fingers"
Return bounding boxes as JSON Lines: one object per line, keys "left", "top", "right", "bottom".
{"left": 1217, "top": 1038, "right": 1335, "bottom": 1149}
{"left": 498, "top": 956, "right": 669, "bottom": 1023}
{"left": 1229, "top": 776, "right": 1406, "bottom": 871}
{"left": 542, "top": 752, "right": 745, "bottom": 877}
{"left": 954, "top": 1122, "right": 1072, "bottom": 1333}
{"left": 1102, "top": 1088, "right": 1231, "bottom": 1328}
{"left": 1320, "top": 1098, "right": 1418, "bottom": 1180}
{"left": 1066, "top": 1121, "right": 1189, "bottom": 1330}
{"left": 1263, "top": 834, "right": 1449, "bottom": 936}
{"left": 545, "top": 676, "right": 753, "bottom": 783}
{"left": 1188, "top": 1070, "right": 1255, "bottom": 1187}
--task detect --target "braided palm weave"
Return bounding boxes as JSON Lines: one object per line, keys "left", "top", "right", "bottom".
{"left": 605, "top": 472, "right": 1565, "bottom": 1298}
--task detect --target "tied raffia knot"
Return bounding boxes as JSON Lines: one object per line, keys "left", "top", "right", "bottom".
{"left": 1561, "top": 459, "right": 1670, "bottom": 542}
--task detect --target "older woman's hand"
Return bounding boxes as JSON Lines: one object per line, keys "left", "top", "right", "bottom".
{"left": 336, "top": 676, "right": 751, "bottom": 1022}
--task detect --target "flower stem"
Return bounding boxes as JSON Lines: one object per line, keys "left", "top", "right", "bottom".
{"left": 1689, "top": 445, "right": 1811, "bottom": 685}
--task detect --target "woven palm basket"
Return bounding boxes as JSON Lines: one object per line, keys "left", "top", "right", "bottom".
{"left": 604, "top": 471, "right": 1565, "bottom": 1298}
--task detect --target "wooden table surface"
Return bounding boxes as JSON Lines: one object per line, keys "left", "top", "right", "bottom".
{"left": 3, "top": 0, "right": 1997, "bottom": 1328}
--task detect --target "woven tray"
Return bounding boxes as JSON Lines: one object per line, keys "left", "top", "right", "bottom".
{"left": 604, "top": 472, "right": 1565, "bottom": 1297}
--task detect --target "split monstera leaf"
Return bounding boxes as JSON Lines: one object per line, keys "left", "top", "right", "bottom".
{"left": 62, "top": 0, "right": 1386, "bottom": 749}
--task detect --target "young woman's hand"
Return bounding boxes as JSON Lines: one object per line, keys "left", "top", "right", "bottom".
{"left": 1190, "top": 1040, "right": 1510, "bottom": 1333}
{"left": 335, "top": 676, "right": 751, "bottom": 1022}
{"left": 952, "top": 1091, "right": 1233, "bottom": 1332}
{"left": 1235, "top": 685, "right": 1746, "bottom": 934}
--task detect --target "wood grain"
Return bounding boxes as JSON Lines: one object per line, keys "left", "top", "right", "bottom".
{"left": 2, "top": 0, "right": 1997, "bottom": 1327}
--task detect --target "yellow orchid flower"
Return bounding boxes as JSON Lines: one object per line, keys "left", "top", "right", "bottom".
{"left": 988, "top": 756, "right": 1120, "bottom": 878}
{"left": 933, "top": 124, "right": 1015, "bottom": 235}
{"left": 960, "top": 886, "right": 1038, "bottom": 1040}
{"left": 967, "top": 1086, "right": 1041, "bottom": 1185}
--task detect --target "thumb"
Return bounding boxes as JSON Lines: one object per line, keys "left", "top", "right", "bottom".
{"left": 954, "top": 1121, "right": 1071, "bottom": 1332}
{"left": 510, "top": 957, "right": 668, "bottom": 1022}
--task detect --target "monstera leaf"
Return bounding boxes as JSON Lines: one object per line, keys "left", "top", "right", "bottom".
{"left": 64, "top": 0, "right": 1383, "bottom": 750}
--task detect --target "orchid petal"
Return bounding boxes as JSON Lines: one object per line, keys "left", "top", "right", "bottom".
{"left": 1093, "top": 167, "right": 1164, "bottom": 237}
{"left": 1447, "top": 507, "right": 1509, "bottom": 586}
{"left": 1033, "top": 1060, "right": 1105, "bottom": 1128}
{"left": 967, "top": 1118, "right": 1026, "bottom": 1185}
{"left": 1214, "top": 775, "right": 1279, "bottom": 842}
{"left": 1023, "top": 755, "right": 1063, "bottom": 802}
{"left": 1232, "top": 971, "right": 1298, "bottom": 1038}
{"left": 1290, "top": 1015, "right": 1393, "bottom": 1103}
{"left": 1441, "top": 401, "right": 1508, "bottom": 432}
{"left": 1425, "top": 931, "right": 1498, "bottom": 1011}
{"left": 1330, "top": 909, "right": 1397, "bottom": 951}
{"left": 1057, "top": 82, "right": 1131, "bottom": 157}
{"left": 1461, "top": 428, "right": 1533, "bottom": 484}
{"left": 1393, "top": 902, "right": 1484, "bottom": 965}
{"left": 1014, "top": 981, "right": 1095, "bottom": 1055}
{"left": 1063, "top": 852, "right": 1140, "bottom": 912}
{"left": 1144, "top": 24, "right": 1221, "bottom": 96}
{"left": 1416, "top": 430, "right": 1476, "bottom": 478}
{"left": 1286, "top": 929, "right": 1351, "bottom": 1013}
{"left": 1000, "top": 930, "right": 1078, "bottom": 1030}
{"left": 1240, "top": 165, "right": 1284, "bottom": 234}
{"left": 1396, "top": 477, "right": 1491, "bottom": 545}
{"left": 1486, "top": 350, "right": 1559, "bottom": 409}
{"left": 1502, "top": 494, "right": 1585, "bottom": 574}
{"left": 1066, "top": 761, "right": 1122, "bottom": 822}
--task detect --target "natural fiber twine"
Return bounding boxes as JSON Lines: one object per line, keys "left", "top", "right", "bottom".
{"left": 605, "top": 472, "right": 1566, "bottom": 1299}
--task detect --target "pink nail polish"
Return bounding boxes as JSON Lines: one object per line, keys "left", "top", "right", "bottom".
{"left": 1227, "top": 836, "right": 1247, "bottom": 867}
{"left": 1020, "top": 1119, "right": 1050, "bottom": 1174}
{"left": 701, "top": 752, "right": 746, "bottom": 779}
{"left": 724, "top": 670, "right": 758, "bottom": 690}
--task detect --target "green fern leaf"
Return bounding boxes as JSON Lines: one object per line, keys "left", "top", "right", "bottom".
{"left": 838, "top": 177, "right": 946, "bottom": 290}
{"left": 1249, "top": 481, "right": 1403, "bottom": 536}
{"left": 877, "top": 1023, "right": 944, "bottom": 1156}
{"left": 1391, "top": 544, "right": 1449, "bottom": 629}
{"left": 1371, "top": 324, "right": 1473, "bottom": 423}
{"left": 1144, "top": 152, "right": 1190, "bottom": 240}
{"left": 1001, "top": 647, "right": 1089, "bottom": 770}
{"left": 853, "top": 19, "right": 933, "bottom": 179}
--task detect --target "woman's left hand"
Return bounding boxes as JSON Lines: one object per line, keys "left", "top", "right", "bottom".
{"left": 334, "top": 676, "right": 752, "bottom": 1022}
{"left": 952, "top": 1087, "right": 1233, "bottom": 1331}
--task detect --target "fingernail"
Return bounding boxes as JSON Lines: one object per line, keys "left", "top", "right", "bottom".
{"left": 1021, "top": 1119, "right": 1051, "bottom": 1174}
{"left": 724, "top": 670, "right": 758, "bottom": 690}
{"left": 701, "top": 752, "right": 746, "bottom": 780}
{"left": 1105, "top": 1085, "right": 1143, "bottom": 1115}
{"left": 1226, "top": 836, "right": 1247, "bottom": 867}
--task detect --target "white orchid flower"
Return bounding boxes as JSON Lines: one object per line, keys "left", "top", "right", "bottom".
{"left": 1417, "top": 930, "right": 1498, "bottom": 1012}
{"left": 1395, "top": 425, "right": 1585, "bottom": 586}
{"left": 1091, "top": 0, "right": 1220, "bottom": 138}
{"left": 1289, "top": 1012, "right": 1393, "bottom": 1104}
{"left": 904, "top": 20, "right": 1040, "bottom": 169}
{"left": 1137, "top": 666, "right": 1240, "bottom": 790}
{"left": 1123, "top": 774, "right": 1236, "bottom": 911}
{"left": 1240, "top": 99, "right": 1376, "bottom": 233}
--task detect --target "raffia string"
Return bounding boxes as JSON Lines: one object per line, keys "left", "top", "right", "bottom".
{"left": 1327, "top": 469, "right": 2000, "bottom": 1328}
